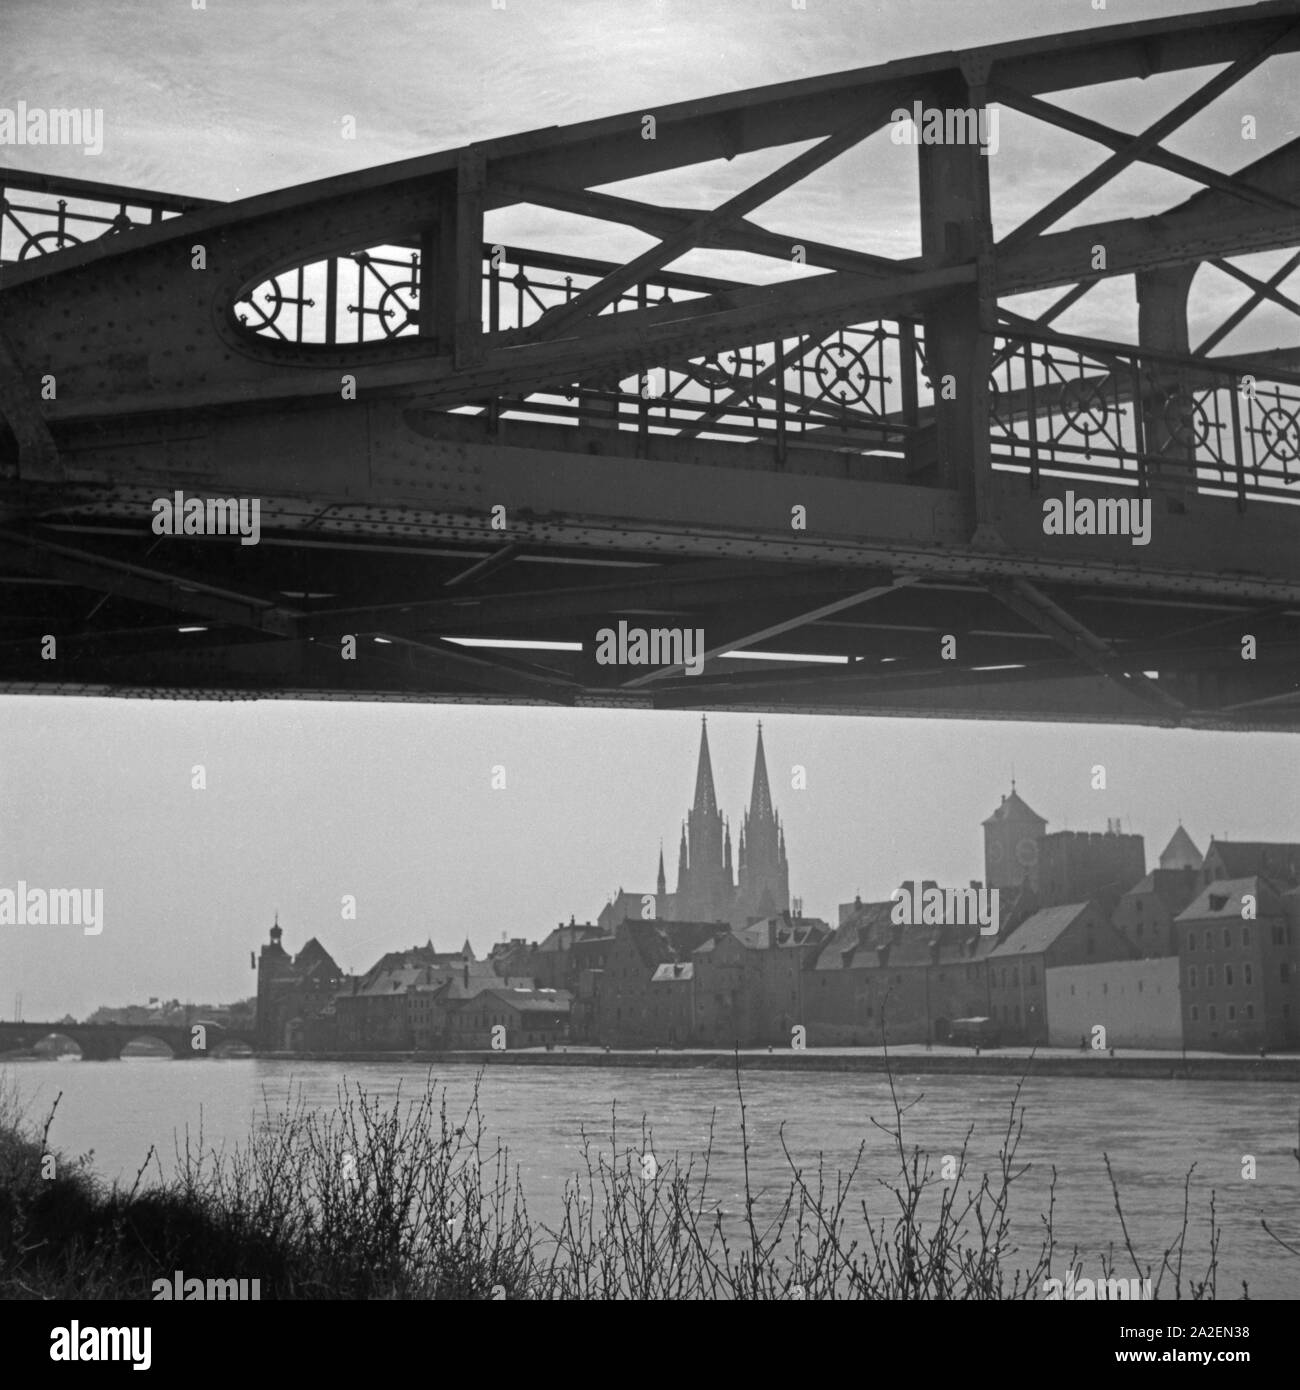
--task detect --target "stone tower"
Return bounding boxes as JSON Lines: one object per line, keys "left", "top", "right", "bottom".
{"left": 982, "top": 783, "right": 1048, "bottom": 891}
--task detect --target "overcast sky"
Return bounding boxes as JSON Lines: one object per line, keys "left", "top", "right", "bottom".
{"left": 1, "top": 0, "right": 1297, "bottom": 1020}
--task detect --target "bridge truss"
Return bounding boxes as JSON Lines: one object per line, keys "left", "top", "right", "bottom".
{"left": 1, "top": 2, "right": 1299, "bottom": 727}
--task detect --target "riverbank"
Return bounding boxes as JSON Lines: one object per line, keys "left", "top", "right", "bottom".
{"left": 262, "top": 1045, "right": 1300, "bottom": 1082}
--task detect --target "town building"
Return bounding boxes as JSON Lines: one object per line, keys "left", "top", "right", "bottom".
{"left": 255, "top": 919, "right": 345, "bottom": 1050}
{"left": 438, "top": 987, "right": 571, "bottom": 1049}
{"left": 1110, "top": 830, "right": 1203, "bottom": 958}
{"left": 593, "top": 919, "right": 725, "bottom": 1046}
{"left": 1046, "top": 958, "right": 1183, "bottom": 1048}
{"left": 1036, "top": 825, "right": 1146, "bottom": 913}
{"left": 803, "top": 896, "right": 997, "bottom": 1046}
{"left": 1199, "top": 839, "right": 1300, "bottom": 889}
{"left": 1174, "top": 876, "right": 1300, "bottom": 1050}
{"left": 987, "top": 901, "right": 1137, "bottom": 1044}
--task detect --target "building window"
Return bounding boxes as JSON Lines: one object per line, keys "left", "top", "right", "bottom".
{"left": 1246, "top": 1004, "right": 1255, "bottom": 1020}
{"left": 1188, "top": 932, "right": 1196, "bottom": 951}
{"left": 1102, "top": 982, "right": 1108, "bottom": 995}
{"left": 1029, "top": 966, "right": 1037, "bottom": 984}
{"left": 1282, "top": 963, "right": 1292, "bottom": 985}
{"left": 1223, "top": 928, "right": 1232, "bottom": 949}
{"left": 1244, "top": 963, "right": 1253, "bottom": 986}
{"left": 1207, "top": 965, "right": 1215, "bottom": 988}
{"left": 1191, "top": 1005, "right": 1199, "bottom": 1022}
{"left": 1070, "top": 984, "right": 1075, "bottom": 997}
{"left": 1242, "top": 927, "right": 1250, "bottom": 948}
{"left": 1188, "top": 967, "right": 1197, "bottom": 988}
{"left": 1011, "top": 968, "right": 1019, "bottom": 987}
{"left": 1208, "top": 1005, "right": 1217, "bottom": 1022}
{"left": 1227, "top": 1004, "right": 1236, "bottom": 1021}
{"left": 1225, "top": 965, "right": 1234, "bottom": 987}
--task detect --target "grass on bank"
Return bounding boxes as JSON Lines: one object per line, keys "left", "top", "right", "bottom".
{"left": 0, "top": 1057, "right": 1270, "bottom": 1300}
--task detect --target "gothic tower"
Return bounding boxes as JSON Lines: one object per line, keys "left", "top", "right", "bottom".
{"left": 673, "top": 717, "right": 735, "bottom": 922}
{"left": 736, "top": 721, "right": 790, "bottom": 924}
{"left": 982, "top": 781, "right": 1048, "bottom": 891}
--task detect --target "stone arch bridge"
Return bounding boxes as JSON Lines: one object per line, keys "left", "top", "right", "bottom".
{"left": 0, "top": 1021, "right": 256, "bottom": 1060}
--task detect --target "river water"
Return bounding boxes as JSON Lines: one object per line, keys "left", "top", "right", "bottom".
{"left": 4, "top": 1058, "right": 1296, "bottom": 1299}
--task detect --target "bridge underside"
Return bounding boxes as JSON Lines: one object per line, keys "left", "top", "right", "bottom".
{"left": 1, "top": 4, "right": 1299, "bottom": 729}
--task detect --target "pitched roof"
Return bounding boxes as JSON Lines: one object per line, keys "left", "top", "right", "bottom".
{"left": 1158, "top": 824, "right": 1203, "bottom": 871}
{"left": 811, "top": 899, "right": 896, "bottom": 970}
{"left": 1176, "top": 876, "right": 1286, "bottom": 922}
{"left": 1203, "top": 840, "right": 1300, "bottom": 885}
{"left": 538, "top": 923, "right": 609, "bottom": 952}
{"left": 294, "top": 937, "right": 340, "bottom": 974}
{"left": 982, "top": 788, "right": 1047, "bottom": 828}
{"left": 477, "top": 987, "right": 571, "bottom": 1013}
{"left": 1119, "top": 867, "right": 1201, "bottom": 914}
{"left": 621, "top": 919, "right": 722, "bottom": 969}
{"left": 886, "top": 929, "right": 999, "bottom": 967}
{"left": 989, "top": 902, "right": 1092, "bottom": 957}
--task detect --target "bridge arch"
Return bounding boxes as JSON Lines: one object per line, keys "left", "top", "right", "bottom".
{"left": 31, "top": 1030, "right": 84, "bottom": 1059}
{"left": 118, "top": 1032, "right": 181, "bottom": 1059}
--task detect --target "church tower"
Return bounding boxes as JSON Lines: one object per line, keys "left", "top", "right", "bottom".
{"left": 736, "top": 722, "right": 790, "bottom": 924}
{"left": 673, "top": 717, "right": 734, "bottom": 922}
{"left": 982, "top": 782, "right": 1047, "bottom": 891}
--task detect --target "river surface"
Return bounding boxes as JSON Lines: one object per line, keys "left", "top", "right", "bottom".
{"left": 4, "top": 1058, "right": 1297, "bottom": 1299}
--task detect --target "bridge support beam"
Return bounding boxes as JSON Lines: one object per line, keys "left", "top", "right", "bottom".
{"left": 1137, "top": 263, "right": 1199, "bottom": 506}
{"left": 918, "top": 67, "right": 997, "bottom": 544}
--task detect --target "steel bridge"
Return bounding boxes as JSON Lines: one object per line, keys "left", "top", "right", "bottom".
{"left": 1, "top": 3, "right": 1299, "bottom": 728}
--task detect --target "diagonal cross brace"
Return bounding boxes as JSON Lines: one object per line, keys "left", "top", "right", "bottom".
{"left": 524, "top": 95, "right": 901, "bottom": 342}
{"left": 985, "top": 576, "right": 1185, "bottom": 718}
{"left": 0, "top": 529, "right": 301, "bottom": 635}
{"left": 620, "top": 576, "right": 912, "bottom": 687}
{"left": 999, "top": 19, "right": 1300, "bottom": 249}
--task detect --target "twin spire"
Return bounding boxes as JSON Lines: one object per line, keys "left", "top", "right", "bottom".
{"left": 667, "top": 718, "right": 788, "bottom": 926}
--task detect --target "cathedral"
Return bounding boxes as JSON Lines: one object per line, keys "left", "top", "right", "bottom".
{"left": 656, "top": 718, "right": 791, "bottom": 930}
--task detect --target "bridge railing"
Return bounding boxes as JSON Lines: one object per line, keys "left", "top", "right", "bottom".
{"left": 6, "top": 173, "right": 1297, "bottom": 509}
{"left": 0, "top": 167, "right": 215, "bottom": 263}
{"left": 991, "top": 329, "right": 1300, "bottom": 507}
{"left": 225, "top": 240, "right": 1300, "bottom": 505}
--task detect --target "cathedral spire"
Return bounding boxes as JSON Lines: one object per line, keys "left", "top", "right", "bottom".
{"left": 692, "top": 715, "right": 718, "bottom": 818}
{"left": 748, "top": 720, "right": 774, "bottom": 826}
{"left": 657, "top": 841, "right": 667, "bottom": 897}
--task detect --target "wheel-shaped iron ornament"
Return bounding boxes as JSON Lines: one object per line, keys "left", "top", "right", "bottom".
{"left": 814, "top": 341, "right": 872, "bottom": 406}
{"left": 1058, "top": 377, "right": 1110, "bottom": 436}
{"left": 1162, "top": 391, "right": 1210, "bottom": 450}
{"left": 239, "top": 277, "right": 311, "bottom": 335}
{"left": 376, "top": 281, "right": 419, "bottom": 338}
{"left": 690, "top": 356, "right": 734, "bottom": 390}
{"left": 1259, "top": 404, "right": 1300, "bottom": 466}
{"left": 18, "top": 228, "right": 83, "bottom": 259}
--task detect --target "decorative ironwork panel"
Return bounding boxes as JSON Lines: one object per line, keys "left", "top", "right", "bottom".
{"left": 0, "top": 175, "right": 198, "bottom": 265}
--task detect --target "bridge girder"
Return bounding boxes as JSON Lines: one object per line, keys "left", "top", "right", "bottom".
{"left": 1, "top": 3, "right": 1298, "bottom": 727}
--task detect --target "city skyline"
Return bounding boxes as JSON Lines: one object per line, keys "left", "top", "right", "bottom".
{"left": 1, "top": 694, "right": 1295, "bottom": 1019}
